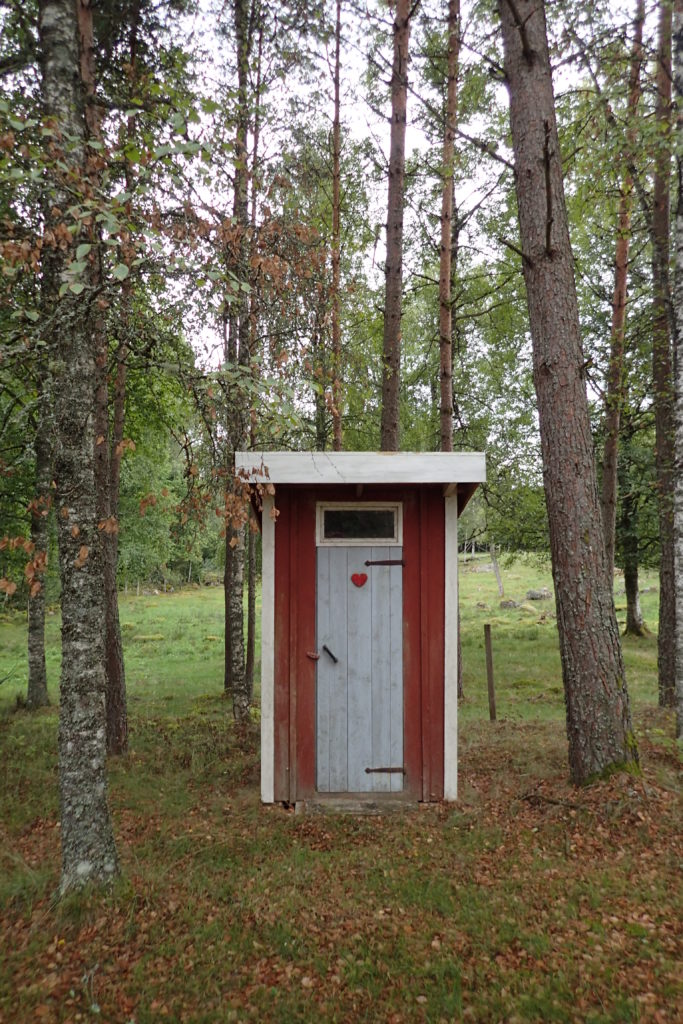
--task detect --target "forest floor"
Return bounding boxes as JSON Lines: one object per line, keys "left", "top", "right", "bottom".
{"left": 0, "top": 557, "right": 681, "bottom": 1023}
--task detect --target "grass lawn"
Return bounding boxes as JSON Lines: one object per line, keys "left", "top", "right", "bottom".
{"left": 0, "top": 558, "right": 680, "bottom": 1023}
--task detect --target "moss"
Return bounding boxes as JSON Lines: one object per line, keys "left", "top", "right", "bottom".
{"left": 582, "top": 755, "right": 642, "bottom": 786}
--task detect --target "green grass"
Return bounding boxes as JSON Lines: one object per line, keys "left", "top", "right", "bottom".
{"left": 0, "top": 558, "right": 680, "bottom": 1023}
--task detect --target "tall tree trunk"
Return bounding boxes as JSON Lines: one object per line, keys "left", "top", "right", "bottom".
{"left": 619, "top": 442, "right": 646, "bottom": 636}
{"left": 244, "top": 18, "right": 262, "bottom": 706}
{"left": 27, "top": 388, "right": 51, "bottom": 709}
{"left": 39, "top": 0, "right": 118, "bottom": 892}
{"left": 78, "top": 0, "right": 128, "bottom": 754}
{"left": 624, "top": 561, "right": 645, "bottom": 636}
{"left": 380, "top": 0, "right": 413, "bottom": 451}
{"left": 331, "top": 0, "right": 343, "bottom": 451}
{"left": 224, "top": 0, "right": 252, "bottom": 723}
{"left": 245, "top": 523, "right": 256, "bottom": 703}
{"left": 498, "top": 0, "right": 638, "bottom": 783}
{"left": 437, "top": 0, "right": 463, "bottom": 700}
{"left": 439, "top": 0, "right": 459, "bottom": 453}
{"left": 671, "top": 0, "right": 683, "bottom": 738}
{"left": 600, "top": 0, "right": 644, "bottom": 575}
{"left": 652, "top": 0, "right": 676, "bottom": 708}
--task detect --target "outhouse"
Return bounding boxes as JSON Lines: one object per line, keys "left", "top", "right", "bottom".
{"left": 235, "top": 451, "right": 486, "bottom": 806}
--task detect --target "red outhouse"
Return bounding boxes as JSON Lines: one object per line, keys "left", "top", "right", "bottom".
{"left": 236, "top": 452, "right": 485, "bottom": 806}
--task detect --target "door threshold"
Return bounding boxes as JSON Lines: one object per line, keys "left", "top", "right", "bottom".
{"left": 296, "top": 793, "right": 418, "bottom": 816}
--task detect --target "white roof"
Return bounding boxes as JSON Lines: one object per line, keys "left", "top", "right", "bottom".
{"left": 235, "top": 451, "right": 486, "bottom": 486}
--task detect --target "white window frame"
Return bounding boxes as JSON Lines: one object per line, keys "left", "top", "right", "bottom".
{"left": 316, "top": 501, "right": 403, "bottom": 547}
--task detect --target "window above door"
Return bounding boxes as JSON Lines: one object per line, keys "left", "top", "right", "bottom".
{"left": 316, "top": 502, "right": 403, "bottom": 546}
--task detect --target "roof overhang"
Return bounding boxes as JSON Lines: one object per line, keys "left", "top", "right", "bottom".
{"left": 236, "top": 452, "right": 485, "bottom": 511}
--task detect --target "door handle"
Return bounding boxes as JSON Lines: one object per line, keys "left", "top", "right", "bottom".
{"left": 322, "top": 644, "right": 338, "bottom": 664}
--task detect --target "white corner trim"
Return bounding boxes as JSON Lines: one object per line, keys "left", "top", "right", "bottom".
{"left": 260, "top": 495, "right": 275, "bottom": 803}
{"left": 444, "top": 493, "right": 458, "bottom": 800}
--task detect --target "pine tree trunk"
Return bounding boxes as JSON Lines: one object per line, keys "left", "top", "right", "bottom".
{"left": 439, "top": 0, "right": 459, "bottom": 453}
{"left": 652, "top": 0, "right": 676, "bottom": 708}
{"left": 600, "top": 0, "right": 644, "bottom": 575}
{"left": 331, "top": 0, "right": 343, "bottom": 451}
{"left": 39, "top": 0, "right": 118, "bottom": 892}
{"left": 225, "top": 523, "right": 247, "bottom": 721}
{"left": 498, "top": 0, "right": 638, "bottom": 783}
{"left": 27, "top": 388, "right": 51, "bottom": 709}
{"left": 223, "top": 0, "right": 252, "bottom": 723}
{"left": 380, "top": 0, "right": 412, "bottom": 451}
{"left": 104, "top": 335, "right": 128, "bottom": 754}
{"left": 671, "top": 0, "right": 683, "bottom": 739}
{"left": 244, "top": 42, "right": 262, "bottom": 710}
{"left": 436, "top": 6, "right": 463, "bottom": 695}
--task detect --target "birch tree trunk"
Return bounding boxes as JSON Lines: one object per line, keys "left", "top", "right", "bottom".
{"left": 652, "top": 0, "right": 677, "bottom": 709}
{"left": 78, "top": 0, "right": 129, "bottom": 755}
{"left": 671, "top": 0, "right": 683, "bottom": 739}
{"left": 600, "top": 0, "right": 644, "bottom": 576}
{"left": 498, "top": 0, "right": 638, "bottom": 783}
{"left": 39, "top": 0, "right": 118, "bottom": 892}
{"left": 380, "top": 0, "right": 413, "bottom": 451}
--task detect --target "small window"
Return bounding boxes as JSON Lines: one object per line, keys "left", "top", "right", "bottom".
{"left": 317, "top": 503, "right": 402, "bottom": 546}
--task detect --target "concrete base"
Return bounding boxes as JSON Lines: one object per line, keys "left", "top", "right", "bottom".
{"left": 295, "top": 793, "right": 418, "bottom": 816}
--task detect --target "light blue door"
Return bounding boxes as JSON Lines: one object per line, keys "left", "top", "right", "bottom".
{"left": 316, "top": 546, "right": 403, "bottom": 793}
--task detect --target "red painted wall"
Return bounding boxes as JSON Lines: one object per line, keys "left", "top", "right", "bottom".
{"left": 273, "top": 484, "right": 445, "bottom": 802}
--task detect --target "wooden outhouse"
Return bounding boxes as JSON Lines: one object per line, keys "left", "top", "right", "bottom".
{"left": 235, "top": 451, "right": 486, "bottom": 806}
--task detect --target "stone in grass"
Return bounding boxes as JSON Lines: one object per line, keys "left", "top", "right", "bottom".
{"left": 500, "top": 599, "right": 519, "bottom": 609}
{"left": 526, "top": 588, "right": 551, "bottom": 601}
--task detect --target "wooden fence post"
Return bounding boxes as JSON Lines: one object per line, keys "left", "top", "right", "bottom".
{"left": 484, "top": 623, "right": 496, "bottom": 721}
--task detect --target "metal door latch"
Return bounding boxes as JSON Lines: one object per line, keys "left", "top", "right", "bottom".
{"left": 322, "top": 644, "right": 338, "bottom": 663}
{"left": 364, "top": 766, "right": 406, "bottom": 775}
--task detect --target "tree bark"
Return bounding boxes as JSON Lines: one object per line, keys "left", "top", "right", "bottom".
{"left": 78, "top": 0, "right": 128, "bottom": 754}
{"left": 671, "top": 0, "right": 683, "bottom": 738}
{"left": 600, "top": 0, "right": 644, "bottom": 576}
{"left": 380, "top": 0, "right": 413, "bottom": 451}
{"left": 331, "top": 0, "right": 343, "bottom": 451}
{"left": 39, "top": 0, "right": 118, "bottom": 892}
{"left": 652, "top": 0, "right": 676, "bottom": 708}
{"left": 624, "top": 561, "right": 645, "bottom": 636}
{"left": 27, "top": 390, "right": 51, "bottom": 709}
{"left": 498, "top": 0, "right": 638, "bottom": 783}
{"left": 223, "top": 0, "right": 252, "bottom": 724}
{"left": 244, "top": 22, "right": 262, "bottom": 708}
{"left": 245, "top": 522, "right": 256, "bottom": 702}
{"left": 439, "top": 0, "right": 459, "bottom": 452}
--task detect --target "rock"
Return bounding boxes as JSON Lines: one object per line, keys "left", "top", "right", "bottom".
{"left": 500, "top": 599, "right": 519, "bottom": 609}
{"left": 526, "top": 588, "right": 550, "bottom": 601}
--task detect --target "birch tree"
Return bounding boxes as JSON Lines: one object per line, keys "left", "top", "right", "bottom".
{"left": 38, "top": 0, "right": 118, "bottom": 891}
{"left": 498, "top": 0, "right": 638, "bottom": 784}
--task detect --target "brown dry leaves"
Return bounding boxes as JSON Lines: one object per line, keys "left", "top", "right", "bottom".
{"left": 1, "top": 714, "right": 680, "bottom": 1024}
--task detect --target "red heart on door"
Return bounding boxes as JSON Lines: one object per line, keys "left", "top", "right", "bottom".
{"left": 351, "top": 573, "right": 368, "bottom": 588}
